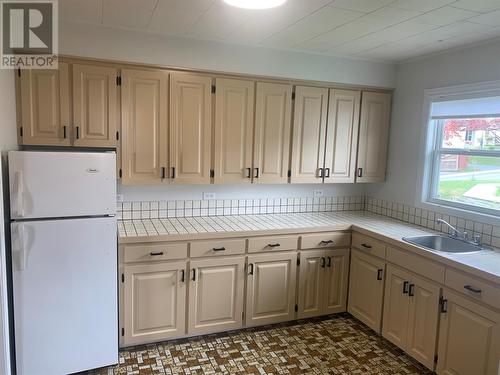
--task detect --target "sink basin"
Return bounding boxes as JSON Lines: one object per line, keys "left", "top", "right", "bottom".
{"left": 403, "top": 235, "right": 483, "bottom": 253}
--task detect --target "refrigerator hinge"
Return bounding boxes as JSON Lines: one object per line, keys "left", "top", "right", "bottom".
{"left": 294, "top": 304, "right": 298, "bottom": 312}
{"left": 119, "top": 169, "right": 122, "bottom": 178}
{"left": 121, "top": 273, "right": 124, "bottom": 283}
{"left": 116, "top": 76, "right": 122, "bottom": 86}
{"left": 121, "top": 328, "right": 124, "bottom": 336}
{"left": 210, "top": 169, "right": 215, "bottom": 178}
{"left": 211, "top": 84, "right": 216, "bottom": 94}
{"left": 19, "top": 126, "right": 23, "bottom": 137}
{"left": 116, "top": 131, "right": 120, "bottom": 141}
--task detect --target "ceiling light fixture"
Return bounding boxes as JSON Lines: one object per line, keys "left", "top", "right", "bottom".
{"left": 223, "top": 0, "right": 287, "bottom": 10}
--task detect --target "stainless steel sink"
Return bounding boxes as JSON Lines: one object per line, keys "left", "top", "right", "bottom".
{"left": 403, "top": 235, "right": 483, "bottom": 253}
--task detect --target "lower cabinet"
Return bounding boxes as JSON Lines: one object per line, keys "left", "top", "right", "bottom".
{"left": 297, "top": 248, "right": 349, "bottom": 319}
{"left": 123, "top": 261, "right": 187, "bottom": 346}
{"left": 382, "top": 264, "right": 440, "bottom": 370}
{"left": 188, "top": 256, "right": 245, "bottom": 336}
{"left": 348, "top": 249, "right": 385, "bottom": 332}
{"left": 245, "top": 252, "right": 297, "bottom": 327}
{"left": 437, "top": 289, "right": 500, "bottom": 375}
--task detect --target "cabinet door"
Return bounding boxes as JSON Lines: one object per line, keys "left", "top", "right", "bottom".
{"left": 19, "top": 63, "right": 70, "bottom": 146}
{"left": 253, "top": 82, "right": 293, "bottom": 184}
{"left": 407, "top": 275, "right": 440, "bottom": 370}
{"left": 323, "top": 248, "right": 350, "bottom": 314}
{"left": 347, "top": 249, "right": 385, "bottom": 332}
{"left": 188, "top": 256, "right": 245, "bottom": 336}
{"left": 170, "top": 74, "right": 212, "bottom": 184}
{"left": 73, "top": 64, "right": 118, "bottom": 147}
{"left": 382, "top": 264, "right": 411, "bottom": 350}
{"left": 356, "top": 91, "right": 391, "bottom": 183}
{"left": 324, "top": 89, "right": 360, "bottom": 183}
{"left": 437, "top": 290, "right": 500, "bottom": 375}
{"left": 123, "top": 261, "right": 187, "bottom": 346}
{"left": 297, "top": 250, "right": 325, "bottom": 319}
{"left": 214, "top": 78, "right": 254, "bottom": 184}
{"left": 246, "top": 252, "right": 297, "bottom": 327}
{"left": 290, "top": 86, "right": 328, "bottom": 184}
{"left": 121, "top": 69, "right": 169, "bottom": 185}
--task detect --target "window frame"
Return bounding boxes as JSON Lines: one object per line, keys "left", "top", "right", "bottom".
{"left": 419, "top": 81, "right": 500, "bottom": 218}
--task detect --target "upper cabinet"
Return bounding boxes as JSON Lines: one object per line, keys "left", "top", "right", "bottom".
{"left": 253, "top": 82, "right": 293, "bottom": 184}
{"left": 19, "top": 63, "right": 71, "bottom": 146}
{"left": 169, "top": 73, "right": 212, "bottom": 184}
{"left": 72, "top": 64, "right": 118, "bottom": 147}
{"left": 121, "top": 69, "right": 169, "bottom": 185}
{"left": 214, "top": 78, "right": 254, "bottom": 184}
{"left": 18, "top": 62, "right": 119, "bottom": 148}
{"left": 356, "top": 91, "right": 391, "bottom": 183}
{"left": 290, "top": 86, "right": 329, "bottom": 184}
{"left": 324, "top": 89, "right": 360, "bottom": 184}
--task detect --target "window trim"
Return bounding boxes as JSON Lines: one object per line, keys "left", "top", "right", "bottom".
{"left": 418, "top": 80, "right": 500, "bottom": 219}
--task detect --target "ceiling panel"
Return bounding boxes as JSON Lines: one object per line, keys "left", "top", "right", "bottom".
{"left": 148, "top": 0, "right": 213, "bottom": 34}
{"left": 391, "top": 0, "right": 456, "bottom": 12}
{"left": 329, "top": 0, "right": 396, "bottom": 13}
{"left": 102, "top": 0, "right": 157, "bottom": 29}
{"left": 60, "top": 0, "right": 102, "bottom": 24}
{"left": 453, "top": 0, "right": 500, "bottom": 13}
{"left": 469, "top": 9, "right": 500, "bottom": 26}
{"left": 412, "top": 6, "right": 480, "bottom": 26}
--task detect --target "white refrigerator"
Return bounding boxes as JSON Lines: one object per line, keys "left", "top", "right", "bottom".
{"left": 8, "top": 151, "right": 118, "bottom": 375}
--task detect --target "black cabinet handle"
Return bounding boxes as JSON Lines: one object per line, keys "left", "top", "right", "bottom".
{"left": 212, "top": 247, "right": 225, "bottom": 251}
{"left": 324, "top": 167, "right": 330, "bottom": 178}
{"left": 357, "top": 168, "right": 363, "bottom": 177}
{"left": 408, "top": 284, "right": 415, "bottom": 296}
{"left": 464, "top": 285, "right": 482, "bottom": 294}
{"left": 320, "top": 240, "right": 334, "bottom": 245}
{"left": 321, "top": 257, "right": 326, "bottom": 268}
{"left": 171, "top": 167, "right": 176, "bottom": 179}
{"left": 245, "top": 168, "right": 251, "bottom": 178}
{"left": 161, "top": 167, "right": 166, "bottom": 179}
{"left": 180, "top": 269, "right": 185, "bottom": 283}
{"left": 318, "top": 168, "right": 324, "bottom": 178}
{"left": 327, "top": 256, "right": 332, "bottom": 268}
{"left": 150, "top": 251, "right": 164, "bottom": 256}
{"left": 267, "top": 243, "right": 280, "bottom": 248}
{"left": 361, "top": 243, "right": 372, "bottom": 249}
{"left": 254, "top": 167, "right": 259, "bottom": 178}
{"left": 63, "top": 125, "right": 67, "bottom": 139}
{"left": 191, "top": 269, "right": 196, "bottom": 281}
{"left": 248, "top": 263, "right": 254, "bottom": 275}
{"left": 403, "top": 281, "right": 409, "bottom": 294}
{"left": 440, "top": 297, "right": 448, "bottom": 313}
{"left": 75, "top": 126, "right": 80, "bottom": 139}
{"left": 377, "top": 269, "right": 383, "bottom": 280}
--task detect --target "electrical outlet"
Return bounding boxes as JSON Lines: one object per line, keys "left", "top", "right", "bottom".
{"left": 313, "top": 189, "right": 324, "bottom": 197}
{"left": 116, "top": 194, "right": 124, "bottom": 203}
{"left": 203, "top": 192, "right": 216, "bottom": 200}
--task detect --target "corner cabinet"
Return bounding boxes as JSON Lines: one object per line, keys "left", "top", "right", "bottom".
{"left": 356, "top": 91, "right": 391, "bottom": 183}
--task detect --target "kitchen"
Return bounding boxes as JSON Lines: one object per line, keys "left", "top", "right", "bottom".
{"left": 1, "top": 0, "right": 500, "bottom": 374}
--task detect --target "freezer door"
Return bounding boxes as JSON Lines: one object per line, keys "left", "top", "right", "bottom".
{"left": 11, "top": 217, "right": 118, "bottom": 375}
{"left": 9, "top": 151, "right": 116, "bottom": 219}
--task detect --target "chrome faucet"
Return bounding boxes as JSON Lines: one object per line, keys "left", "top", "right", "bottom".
{"left": 436, "top": 219, "right": 481, "bottom": 246}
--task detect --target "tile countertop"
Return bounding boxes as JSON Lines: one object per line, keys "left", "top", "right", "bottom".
{"left": 118, "top": 211, "right": 500, "bottom": 285}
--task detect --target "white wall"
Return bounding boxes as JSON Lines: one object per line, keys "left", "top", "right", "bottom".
{"left": 369, "top": 39, "right": 500, "bottom": 224}
{"left": 59, "top": 21, "right": 396, "bottom": 88}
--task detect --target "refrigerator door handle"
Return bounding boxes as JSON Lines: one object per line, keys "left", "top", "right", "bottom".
{"left": 13, "top": 224, "right": 27, "bottom": 271}
{"left": 14, "top": 171, "right": 25, "bottom": 217}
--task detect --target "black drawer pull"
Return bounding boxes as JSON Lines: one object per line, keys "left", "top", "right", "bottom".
{"left": 267, "top": 243, "right": 281, "bottom": 248}
{"left": 320, "top": 240, "right": 334, "bottom": 245}
{"left": 361, "top": 243, "right": 372, "bottom": 249}
{"left": 464, "top": 285, "right": 482, "bottom": 294}
{"left": 321, "top": 257, "right": 326, "bottom": 268}
{"left": 180, "top": 269, "right": 185, "bottom": 283}
{"left": 248, "top": 263, "right": 254, "bottom": 275}
{"left": 377, "top": 269, "right": 383, "bottom": 280}
{"left": 212, "top": 247, "right": 226, "bottom": 251}
{"left": 245, "top": 167, "right": 251, "bottom": 178}
{"left": 150, "top": 252, "right": 164, "bottom": 256}
{"left": 403, "top": 281, "right": 409, "bottom": 294}
{"left": 75, "top": 126, "right": 80, "bottom": 139}
{"left": 327, "top": 256, "right": 332, "bottom": 268}
{"left": 171, "top": 167, "right": 176, "bottom": 179}
{"left": 63, "top": 125, "right": 67, "bottom": 139}
{"left": 408, "top": 284, "right": 415, "bottom": 297}
{"left": 357, "top": 168, "right": 363, "bottom": 178}
{"left": 161, "top": 167, "right": 166, "bottom": 179}
{"left": 254, "top": 167, "right": 260, "bottom": 178}
{"left": 191, "top": 269, "right": 196, "bottom": 281}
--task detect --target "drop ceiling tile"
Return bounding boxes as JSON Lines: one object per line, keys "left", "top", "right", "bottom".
{"left": 329, "top": 0, "right": 396, "bottom": 13}
{"left": 468, "top": 9, "right": 500, "bottom": 26}
{"left": 413, "top": 6, "right": 480, "bottom": 26}
{"left": 438, "top": 21, "right": 496, "bottom": 36}
{"left": 262, "top": 7, "right": 364, "bottom": 47}
{"left": 149, "top": 4, "right": 207, "bottom": 35}
{"left": 391, "top": 0, "right": 456, "bottom": 12}
{"left": 156, "top": 0, "right": 214, "bottom": 12}
{"left": 60, "top": 0, "right": 102, "bottom": 23}
{"left": 453, "top": 0, "right": 500, "bottom": 13}
{"left": 102, "top": 0, "right": 157, "bottom": 29}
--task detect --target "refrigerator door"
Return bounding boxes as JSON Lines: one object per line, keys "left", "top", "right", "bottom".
{"left": 11, "top": 217, "right": 118, "bottom": 375}
{"left": 9, "top": 151, "right": 116, "bottom": 219}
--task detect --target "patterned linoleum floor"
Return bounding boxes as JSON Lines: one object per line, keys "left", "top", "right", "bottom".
{"left": 89, "top": 314, "right": 433, "bottom": 375}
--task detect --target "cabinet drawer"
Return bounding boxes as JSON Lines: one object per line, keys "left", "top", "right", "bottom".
{"left": 352, "top": 232, "right": 386, "bottom": 259}
{"left": 386, "top": 246, "right": 445, "bottom": 284}
{"left": 248, "top": 235, "right": 298, "bottom": 253}
{"left": 445, "top": 268, "right": 500, "bottom": 310}
{"left": 190, "top": 239, "right": 245, "bottom": 258}
{"left": 123, "top": 243, "right": 188, "bottom": 263}
{"left": 301, "top": 232, "right": 350, "bottom": 250}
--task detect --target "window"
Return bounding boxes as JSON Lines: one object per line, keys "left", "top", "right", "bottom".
{"left": 426, "top": 93, "right": 500, "bottom": 215}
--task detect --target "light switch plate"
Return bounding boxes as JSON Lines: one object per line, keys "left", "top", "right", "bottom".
{"left": 313, "top": 189, "right": 324, "bottom": 197}
{"left": 203, "top": 192, "right": 216, "bottom": 200}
